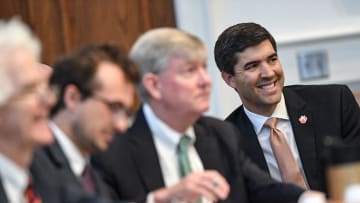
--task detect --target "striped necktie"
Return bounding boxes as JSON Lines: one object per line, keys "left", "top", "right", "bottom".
{"left": 177, "top": 135, "right": 202, "bottom": 203}
{"left": 178, "top": 135, "right": 192, "bottom": 177}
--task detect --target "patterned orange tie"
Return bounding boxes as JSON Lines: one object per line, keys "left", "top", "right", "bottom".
{"left": 264, "top": 117, "right": 308, "bottom": 189}
{"left": 25, "top": 179, "right": 42, "bottom": 203}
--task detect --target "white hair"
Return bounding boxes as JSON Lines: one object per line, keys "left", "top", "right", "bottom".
{"left": 129, "top": 28, "right": 207, "bottom": 102}
{"left": 0, "top": 17, "right": 41, "bottom": 105}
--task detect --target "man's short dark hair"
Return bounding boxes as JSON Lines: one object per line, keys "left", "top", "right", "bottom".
{"left": 50, "top": 43, "right": 139, "bottom": 116}
{"left": 214, "top": 22, "right": 277, "bottom": 74}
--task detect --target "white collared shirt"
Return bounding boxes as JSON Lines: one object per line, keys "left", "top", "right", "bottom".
{"left": 0, "top": 153, "right": 28, "bottom": 203}
{"left": 143, "top": 103, "right": 210, "bottom": 203}
{"left": 243, "top": 94, "right": 308, "bottom": 185}
{"left": 49, "top": 121, "right": 87, "bottom": 177}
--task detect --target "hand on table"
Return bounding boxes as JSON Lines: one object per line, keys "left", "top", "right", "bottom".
{"left": 153, "top": 170, "right": 229, "bottom": 203}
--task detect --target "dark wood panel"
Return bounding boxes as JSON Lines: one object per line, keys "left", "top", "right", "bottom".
{"left": 148, "top": 0, "right": 177, "bottom": 28}
{"left": 27, "top": 0, "right": 66, "bottom": 65}
{"left": 0, "top": 0, "right": 66, "bottom": 64}
{"left": 1, "top": 0, "right": 176, "bottom": 109}
{"left": 0, "top": 0, "right": 176, "bottom": 65}
{"left": 66, "top": 0, "right": 145, "bottom": 52}
{"left": 0, "top": 0, "right": 29, "bottom": 20}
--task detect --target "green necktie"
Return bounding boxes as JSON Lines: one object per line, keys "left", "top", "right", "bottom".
{"left": 178, "top": 135, "right": 192, "bottom": 177}
{"left": 178, "top": 135, "right": 202, "bottom": 203}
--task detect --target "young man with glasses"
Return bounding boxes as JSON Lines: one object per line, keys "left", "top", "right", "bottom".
{"left": 37, "top": 43, "right": 139, "bottom": 198}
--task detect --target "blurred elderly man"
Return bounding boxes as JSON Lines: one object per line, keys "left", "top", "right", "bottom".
{"left": 0, "top": 18, "right": 58, "bottom": 203}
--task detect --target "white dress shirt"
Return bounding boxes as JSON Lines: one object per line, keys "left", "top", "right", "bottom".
{"left": 49, "top": 121, "right": 87, "bottom": 177}
{"left": 243, "top": 94, "right": 308, "bottom": 185}
{"left": 143, "top": 103, "right": 211, "bottom": 203}
{"left": 0, "top": 153, "right": 28, "bottom": 203}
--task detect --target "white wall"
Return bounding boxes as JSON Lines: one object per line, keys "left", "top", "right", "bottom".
{"left": 174, "top": 0, "right": 360, "bottom": 119}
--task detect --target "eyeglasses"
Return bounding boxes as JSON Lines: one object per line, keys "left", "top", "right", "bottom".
{"left": 92, "top": 95, "right": 135, "bottom": 127}
{"left": 12, "top": 82, "right": 58, "bottom": 103}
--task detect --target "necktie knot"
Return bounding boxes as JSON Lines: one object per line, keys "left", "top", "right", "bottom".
{"left": 264, "top": 117, "right": 278, "bottom": 129}
{"left": 178, "top": 135, "right": 191, "bottom": 152}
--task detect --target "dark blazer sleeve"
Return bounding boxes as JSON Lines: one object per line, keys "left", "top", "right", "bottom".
{"left": 338, "top": 85, "right": 360, "bottom": 143}
{"left": 238, "top": 149, "right": 304, "bottom": 203}
{"left": 0, "top": 179, "right": 9, "bottom": 203}
{"left": 92, "top": 108, "right": 165, "bottom": 202}
{"left": 92, "top": 132, "right": 147, "bottom": 202}
{"left": 284, "top": 84, "right": 360, "bottom": 144}
{"left": 32, "top": 149, "right": 129, "bottom": 203}
{"left": 34, "top": 139, "right": 114, "bottom": 198}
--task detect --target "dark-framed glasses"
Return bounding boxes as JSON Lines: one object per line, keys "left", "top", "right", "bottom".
{"left": 92, "top": 96, "right": 135, "bottom": 128}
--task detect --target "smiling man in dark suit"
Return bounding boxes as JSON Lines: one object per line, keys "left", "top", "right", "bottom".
{"left": 214, "top": 22, "right": 360, "bottom": 193}
{"left": 90, "top": 27, "right": 320, "bottom": 203}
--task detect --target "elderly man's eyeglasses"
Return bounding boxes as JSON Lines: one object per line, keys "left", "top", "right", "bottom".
{"left": 12, "top": 82, "right": 58, "bottom": 103}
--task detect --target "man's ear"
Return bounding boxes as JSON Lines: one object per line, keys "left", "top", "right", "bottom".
{"left": 142, "top": 73, "right": 162, "bottom": 100}
{"left": 221, "top": 71, "right": 237, "bottom": 89}
{"left": 63, "top": 84, "right": 82, "bottom": 111}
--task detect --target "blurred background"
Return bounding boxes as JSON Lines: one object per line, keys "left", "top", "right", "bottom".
{"left": 1, "top": 0, "right": 359, "bottom": 118}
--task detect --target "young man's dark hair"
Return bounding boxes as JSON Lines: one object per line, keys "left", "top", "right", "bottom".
{"left": 50, "top": 43, "right": 139, "bottom": 116}
{"left": 214, "top": 22, "right": 277, "bottom": 74}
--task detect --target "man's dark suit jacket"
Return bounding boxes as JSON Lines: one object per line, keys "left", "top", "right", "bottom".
{"left": 92, "top": 107, "right": 304, "bottom": 203}
{"left": 226, "top": 84, "right": 360, "bottom": 193}
{"left": 35, "top": 137, "right": 112, "bottom": 198}
{"left": 0, "top": 152, "right": 98, "bottom": 203}
{"left": 29, "top": 146, "right": 125, "bottom": 203}
{"left": 0, "top": 162, "right": 63, "bottom": 203}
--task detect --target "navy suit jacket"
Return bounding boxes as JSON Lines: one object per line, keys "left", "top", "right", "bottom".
{"left": 92, "top": 107, "right": 304, "bottom": 203}
{"left": 0, "top": 148, "right": 123, "bottom": 203}
{"left": 0, "top": 154, "right": 77, "bottom": 203}
{"left": 31, "top": 146, "right": 127, "bottom": 203}
{"left": 35, "top": 138, "right": 112, "bottom": 198}
{"left": 0, "top": 179, "right": 6, "bottom": 203}
{"left": 226, "top": 84, "right": 360, "bottom": 192}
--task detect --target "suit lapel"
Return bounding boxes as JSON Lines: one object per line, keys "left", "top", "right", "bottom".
{"left": 128, "top": 108, "right": 165, "bottom": 191}
{"left": 194, "top": 120, "right": 222, "bottom": 172}
{"left": 45, "top": 140, "right": 83, "bottom": 189}
{"left": 90, "top": 167, "right": 110, "bottom": 196}
{"left": 236, "top": 108, "right": 269, "bottom": 172}
{"left": 47, "top": 134, "right": 110, "bottom": 196}
{"left": 46, "top": 141, "right": 71, "bottom": 169}
{"left": 284, "top": 88, "right": 318, "bottom": 188}
{"left": 0, "top": 179, "right": 9, "bottom": 203}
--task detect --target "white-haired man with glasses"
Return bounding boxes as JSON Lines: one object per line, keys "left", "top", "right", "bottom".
{"left": 0, "top": 18, "right": 60, "bottom": 203}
